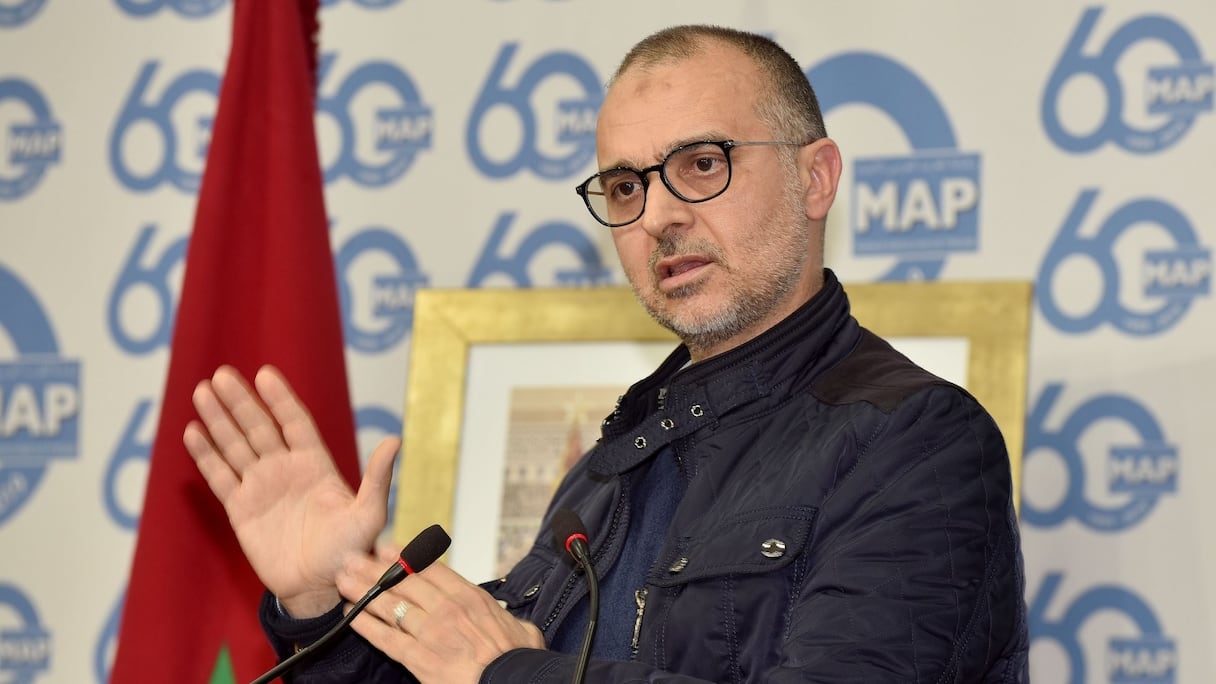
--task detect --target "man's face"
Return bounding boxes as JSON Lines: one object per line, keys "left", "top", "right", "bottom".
{"left": 596, "top": 43, "right": 823, "bottom": 360}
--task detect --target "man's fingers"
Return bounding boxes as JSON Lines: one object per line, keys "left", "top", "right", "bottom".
{"left": 183, "top": 420, "right": 239, "bottom": 501}
{"left": 339, "top": 555, "right": 451, "bottom": 621}
{"left": 355, "top": 436, "right": 400, "bottom": 515}
{"left": 212, "top": 365, "right": 289, "bottom": 460}
{"left": 254, "top": 365, "right": 328, "bottom": 454}
{"left": 339, "top": 555, "right": 539, "bottom": 682}
{"left": 346, "top": 610, "right": 439, "bottom": 678}
{"left": 391, "top": 563, "right": 497, "bottom": 622}
{"left": 191, "top": 376, "right": 261, "bottom": 477}
{"left": 339, "top": 554, "right": 393, "bottom": 595}
{"left": 374, "top": 592, "right": 428, "bottom": 634}
{"left": 374, "top": 542, "right": 401, "bottom": 565}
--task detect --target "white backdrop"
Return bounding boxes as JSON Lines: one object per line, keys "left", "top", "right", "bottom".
{"left": 0, "top": 1, "right": 1212, "bottom": 682}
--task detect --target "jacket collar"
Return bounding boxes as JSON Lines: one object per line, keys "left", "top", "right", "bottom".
{"left": 590, "top": 269, "right": 852, "bottom": 476}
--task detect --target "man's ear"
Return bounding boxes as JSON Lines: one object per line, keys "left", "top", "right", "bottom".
{"left": 798, "top": 138, "right": 842, "bottom": 222}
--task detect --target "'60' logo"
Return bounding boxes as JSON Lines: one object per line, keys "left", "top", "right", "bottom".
{"left": 467, "top": 212, "right": 613, "bottom": 287}
{"left": 335, "top": 224, "right": 429, "bottom": 353}
{"left": 114, "top": 0, "right": 226, "bottom": 18}
{"left": 107, "top": 224, "right": 188, "bottom": 354}
{"left": 317, "top": 53, "right": 433, "bottom": 187}
{"left": 0, "top": 584, "right": 51, "bottom": 683}
{"left": 467, "top": 43, "right": 601, "bottom": 180}
{"left": 1023, "top": 383, "right": 1177, "bottom": 532}
{"left": 321, "top": 0, "right": 399, "bottom": 7}
{"left": 1043, "top": 7, "right": 1213, "bottom": 154}
{"left": 109, "top": 62, "right": 219, "bottom": 193}
{"left": 1030, "top": 573, "right": 1175, "bottom": 683}
{"left": 0, "top": 0, "right": 47, "bottom": 27}
{"left": 0, "top": 77, "right": 62, "bottom": 201}
{"left": 103, "top": 400, "right": 154, "bottom": 530}
{"left": 1037, "top": 190, "right": 1209, "bottom": 337}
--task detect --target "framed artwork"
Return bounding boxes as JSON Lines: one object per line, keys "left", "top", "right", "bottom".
{"left": 393, "top": 282, "right": 1032, "bottom": 580}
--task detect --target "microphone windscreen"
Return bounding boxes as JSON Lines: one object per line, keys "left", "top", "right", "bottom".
{"left": 400, "top": 524, "right": 452, "bottom": 572}
{"left": 551, "top": 508, "right": 588, "bottom": 553}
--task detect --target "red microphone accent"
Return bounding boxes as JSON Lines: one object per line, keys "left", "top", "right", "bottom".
{"left": 397, "top": 557, "right": 416, "bottom": 575}
{"left": 565, "top": 533, "right": 589, "bottom": 555}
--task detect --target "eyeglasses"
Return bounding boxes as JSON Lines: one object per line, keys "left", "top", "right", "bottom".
{"left": 574, "top": 140, "right": 809, "bottom": 228}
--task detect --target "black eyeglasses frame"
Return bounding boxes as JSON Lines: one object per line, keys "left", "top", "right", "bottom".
{"left": 573, "top": 139, "right": 810, "bottom": 228}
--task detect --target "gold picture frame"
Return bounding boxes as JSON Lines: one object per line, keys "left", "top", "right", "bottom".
{"left": 392, "top": 281, "right": 1032, "bottom": 547}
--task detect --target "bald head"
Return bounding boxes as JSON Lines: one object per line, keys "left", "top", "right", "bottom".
{"left": 611, "top": 25, "right": 827, "bottom": 146}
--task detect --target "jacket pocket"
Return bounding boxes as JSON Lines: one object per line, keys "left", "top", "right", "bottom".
{"left": 634, "top": 506, "right": 818, "bottom": 679}
{"left": 648, "top": 505, "right": 817, "bottom": 587}
{"left": 484, "top": 547, "right": 557, "bottom": 611}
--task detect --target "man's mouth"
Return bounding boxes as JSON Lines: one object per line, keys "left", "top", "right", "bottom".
{"left": 656, "top": 256, "right": 713, "bottom": 289}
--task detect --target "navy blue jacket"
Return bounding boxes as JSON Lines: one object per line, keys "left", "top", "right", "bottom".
{"left": 262, "top": 270, "right": 1029, "bottom": 682}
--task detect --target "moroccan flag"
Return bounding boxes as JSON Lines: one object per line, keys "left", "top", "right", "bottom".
{"left": 110, "top": 0, "right": 360, "bottom": 681}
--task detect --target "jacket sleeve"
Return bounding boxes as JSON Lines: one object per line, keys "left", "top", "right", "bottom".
{"left": 257, "top": 591, "right": 418, "bottom": 683}
{"left": 480, "top": 386, "right": 1027, "bottom": 683}
{"left": 772, "top": 385, "right": 1028, "bottom": 682}
{"left": 482, "top": 649, "right": 724, "bottom": 683}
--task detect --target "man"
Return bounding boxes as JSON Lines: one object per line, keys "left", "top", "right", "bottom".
{"left": 185, "top": 25, "right": 1028, "bottom": 683}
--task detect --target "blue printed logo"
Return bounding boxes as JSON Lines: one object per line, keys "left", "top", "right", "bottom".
{"left": 807, "top": 52, "right": 980, "bottom": 281}
{"left": 321, "top": 0, "right": 399, "bottom": 7}
{"left": 109, "top": 62, "right": 220, "bottom": 193}
{"left": 107, "top": 225, "right": 188, "bottom": 354}
{"left": 1030, "top": 572, "right": 1175, "bottom": 683}
{"left": 317, "top": 54, "right": 433, "bottom": 187}
{"left": 466, "top": 212, "right": 613, "bottom": 287}
{"left": 115, "top": 0, "right": 401, "bottom": 16}
{"left": 467, "top": 43, "right": 601, "bottom": 179}
{"left": 94, "top": 591, "right": 123, "bottom": 684}
{"left": 1024, "top": 383, "right": 1176, "bottom": 532}
{"left": 0, "top": 266, "right": 81, "bottom": 526}
{"left": 852, "top": 153, "right": 979, "bottom": 256}
{"left": 114, "top": 0, "right": 225, "bottom": 17}
{"left": 1147, "top": 63, "right": 1214, "bottom": 116}
{"left": 0, "top": 78, "right": 62, "bottom": 201}
{"left": 103, "top": 400, "right": 153, "bottom": 530}
{"left": 335, "top": 224, "right": 429, "bottom": 353}
{"left": 1037, "top": 190, "right": 1209, "bottom": 336}
{"left": 0, "top": 584, "right": 51, "bottom": 683}
{"left": 0, "top": 0, "right": 47, "bottom": 27}
{"left": 1043, "top": 7, "right": 1212, "bottom": 154}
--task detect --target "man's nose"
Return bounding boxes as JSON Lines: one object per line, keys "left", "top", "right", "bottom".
{"left": 638, "top": 176, "right": 693, "bottom": 238}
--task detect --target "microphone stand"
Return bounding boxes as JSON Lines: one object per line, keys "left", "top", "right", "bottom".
{"left": 570, "top": 540, "right": 599, "bottom": 684}
{"left": 552, "top": 509, "right": 598, "bottom": 684}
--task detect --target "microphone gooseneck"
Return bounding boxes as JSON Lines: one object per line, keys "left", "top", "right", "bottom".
{"left": 249, "top": 524, "right": 452, "bottom": 684}
{"left": 552, "top": 508, "right": 598, "bottom": 684}
{"left": 370, "top": 523, "right": 453, "bottom": 592}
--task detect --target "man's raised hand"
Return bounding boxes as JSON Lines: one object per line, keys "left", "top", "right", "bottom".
{"left": 183, "top": 364, "right": 398, "bottom": 617}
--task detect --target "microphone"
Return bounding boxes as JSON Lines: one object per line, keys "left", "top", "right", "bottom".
{"left": 250, "top": 524, "right": 452, "bottom": 684}
{"left": 552, "top": 509, "right": 598, "bottom": 684}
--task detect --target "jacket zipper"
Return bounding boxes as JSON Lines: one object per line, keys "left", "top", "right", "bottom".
{"left": 541, "top": 481, "right": 627, "bottom": 632}
{"left": 630, "top": 587, "right": 649, "bottom": 656}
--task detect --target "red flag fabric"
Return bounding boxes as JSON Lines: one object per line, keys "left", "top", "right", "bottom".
{"left": 111, "top": 0, "right": 359, "bottom": 681}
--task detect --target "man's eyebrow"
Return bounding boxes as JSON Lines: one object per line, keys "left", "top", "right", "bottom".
{"left": 598, "top": 132, "right": 728, "bottom": 172}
